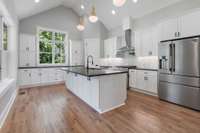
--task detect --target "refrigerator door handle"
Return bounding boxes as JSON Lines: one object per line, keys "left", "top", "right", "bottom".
{"left": 172, "top": 43, "right": 176, "bottom": 72}
{"left": 169, "top": 44, "right": 173, "bottom": 72}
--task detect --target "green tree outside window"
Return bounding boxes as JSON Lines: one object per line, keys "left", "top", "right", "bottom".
{"left": 39, "top": 29, "right": 66, "bottom": 64}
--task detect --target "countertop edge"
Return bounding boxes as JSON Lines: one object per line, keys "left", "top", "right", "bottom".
{"left": 62, "top": 69, "right": 128, "bottom": 77}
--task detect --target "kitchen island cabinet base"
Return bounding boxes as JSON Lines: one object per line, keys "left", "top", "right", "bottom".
{"left": 65, "top": 72, "right": 127, "bottom": 113}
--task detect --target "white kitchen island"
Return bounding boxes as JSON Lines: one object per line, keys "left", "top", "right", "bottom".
{"left": 63, "top": 67, "right": 128, "bottom": 113}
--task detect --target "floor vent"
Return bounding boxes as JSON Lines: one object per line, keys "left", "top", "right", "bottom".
{"left": 19, "top": 91, "right": 26, "bottom": 95}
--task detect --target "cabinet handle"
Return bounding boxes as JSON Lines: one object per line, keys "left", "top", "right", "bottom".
{"left": 29, "top": 73, "right": 31, "bottom": 77}
{"left": 148, "top": 51, "right": 152, "bottom": 56}
{"left": 174, "top": 32, "right": 177, "bottom": 37}
{"left": 178, "top": 32, "right": 181, "bottom": 37}
{"left": 144, "top": 76, "right": 148, "bottom": 80}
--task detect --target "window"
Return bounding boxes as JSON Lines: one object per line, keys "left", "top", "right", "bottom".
{"left": 38, "top": 28, "right": 66, "bottom": 65}
{"left": 3, "top": 23, "right": 8, "bottom": 51}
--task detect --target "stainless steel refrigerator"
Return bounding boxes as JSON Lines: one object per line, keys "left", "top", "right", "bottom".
{"left": 158, "top": 37, "right": 200, "bottom": 110}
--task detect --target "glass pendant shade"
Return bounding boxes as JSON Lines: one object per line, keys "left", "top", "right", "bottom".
{"left": 89, "top": 6, "right": 98, "bottom": 23}
{"left": 77, "top": 17, "right": 85, "bottom": 31}
{"left": 113, "top": 0, "right": 126, "bottom": 7}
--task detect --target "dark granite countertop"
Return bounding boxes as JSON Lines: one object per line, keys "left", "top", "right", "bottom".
{"left": 18, "top": 65, "right": 84, "bottom": 69}
{"left": 61, "top": 67, "right": 128, "bottom": 77}
{"left": 99, "top": 65, "right": 157, "bottom": 71}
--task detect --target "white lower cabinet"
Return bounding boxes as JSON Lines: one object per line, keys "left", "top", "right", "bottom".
{"left": 19, "top": 69, "right": 32, "bottom": 86}
{"left": 129, "top": 69, "right": 158, "bottom": 94}
{"left": 18, "top": 68, "right": 64, "bottom": 87}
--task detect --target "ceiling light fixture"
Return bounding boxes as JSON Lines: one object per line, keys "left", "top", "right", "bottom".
{"left": 89, "top": 6, "right": 98, "bottom": 23}
{"left": 81, "top": 5, "right": 85, "bottom": 10}
{"left": 35, "top": 0, "right": 40, "bottom": 3}
{"left": 113, "top": 0, "right": 126, "bottom": 7}
{"left": 77, "top": 17, "right": 85, "bottom": 31}
{"left": 112, "top": 10, "right": 116, "bottom": 15}
{"left": 133, "top": 0, "right": 138, "bottom": 3}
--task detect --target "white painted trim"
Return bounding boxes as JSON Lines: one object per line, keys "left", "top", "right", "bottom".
{"left": 99, "top": 103, "right": 125, "bottom": 114}
{"left": 19, "top": 81, "right": 64, "bottom": 89}
{"left": 0, "top": 90, "right": 17, "bottom": 129}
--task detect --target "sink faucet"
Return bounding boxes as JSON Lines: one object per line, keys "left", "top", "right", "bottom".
{"left": 87, "top": 55, "right": 94, "bottom": 69}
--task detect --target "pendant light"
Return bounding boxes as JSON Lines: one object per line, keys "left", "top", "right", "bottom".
{"left": 77, "top": 17, "right": 85, "bottom": 31}
{"left": 89, "top": 6, "right": 98, "bottom": 23}
{"left": 113, "top": 0, "right": 126, "bottom": 7}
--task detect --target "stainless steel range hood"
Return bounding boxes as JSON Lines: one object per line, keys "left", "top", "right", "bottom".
{"left": 116, "top": 17, "right": 135, "bottom": 57}
{"left": 116, "top": 29, "right": 135, "bottom": 56}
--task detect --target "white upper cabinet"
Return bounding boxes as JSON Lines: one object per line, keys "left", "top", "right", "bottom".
{"left": 104, "top": 37, "right": 118, "bottom": 58}
{"left": 20, "top": 34, "right": 36, "bottom": 51}
{"left": 19, "top": 34, "right": 36, "bottom": 67}
{"left": 135, "top": 26, "right": 159, "bottom": 57}
{"left": 161, "top": 9, "right": 200, "bottom": 41}
{"left": 84, "top": 38, "right": 100, "bottom": 64}
{"left": 181, "top": 10, "right": 200, "bottom": 38}
{"left": 161, "top": 17, "right": 180, "bottom": 41}
{"left": 69, "top": 40, "right": 83, "bottom": 66}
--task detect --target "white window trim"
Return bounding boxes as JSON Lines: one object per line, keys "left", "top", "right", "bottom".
{"left": 36, "top": 26, "right": 68, "bottom": 66}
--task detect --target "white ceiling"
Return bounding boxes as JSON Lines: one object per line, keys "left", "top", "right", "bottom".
{"left": 14, "top": 0, "right": 183, "bottom": 30}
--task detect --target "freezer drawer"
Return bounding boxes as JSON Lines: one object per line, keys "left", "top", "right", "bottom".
{"left": 159, "top": 74, "right": 200, "bottom": 88}
{"left": 159, "top": 81, "right": 200, "bottom": 110}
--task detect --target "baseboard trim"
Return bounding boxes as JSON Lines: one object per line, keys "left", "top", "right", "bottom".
{"left": 0, "top": 90, "right": 17, "bottom": 129}
{"left": 19, "top": 81, "right": 65, "bottom": 89}
{"left": 130, "top": 87, "right": 158, "bottom": 97}
{"left": 99, "top": 103, "right": 125, "bottom": 114}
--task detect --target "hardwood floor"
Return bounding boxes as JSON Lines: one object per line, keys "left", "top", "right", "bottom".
{"left": 1, "top": 84, "right": 200, "bottom": 133}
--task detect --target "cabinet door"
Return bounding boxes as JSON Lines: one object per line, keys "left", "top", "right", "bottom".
{"left": 20, "top": 34, "right": 29, "bottom": 51}
{"left": 135, "top": 70, "right": 145, "bottom": 90}
{"left": 31, "top": 69, "right": 41, "bottom": 84}
{"left": 56, "top": 69, "right": 64, "bottom": 81}
{"left": 134, "top": 31, "right": 142, "bottom": 56}
{"left": 47, "top": 68, "right": 56, "bottom": 82}
{"left": 70, "top": 40, "right": 83, "bottom": 65}
{"left": 129, "top": 69, "right": 136, "bottom": 88}
{"left": 161, "top": 18, "right": 179, "bottom": 41}
{"left": 19, "top": 69, "right": 31, "bottom": 86}
{"left": 19, "top": 51, "right": 29, "bottom": 67}
{"left": 19, "top": 51, "right": 36, "bottom": 67}
{"left": 40, "top": 69, "right": 49, "bottom": 83}
{"left": 144, "top": 71, "right": 158, "bottom": 94}
{"left": 28, "top": 35, "right": 36, "bottom": 51}
{"left": 28, "top": 51, "right": 36, "bottom": 67}
{"left": 181, "top": 11, "right": 200, "bottom": 38}
{"left": 20, "top": 34, "right": 36, "bottom": 51}
{"left": 141, "top": 29, "right": 153, "bottom": 56}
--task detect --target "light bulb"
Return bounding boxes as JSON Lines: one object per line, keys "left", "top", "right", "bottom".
{"left": 35, "top": 0, "right": 40, "bottom": 3}
{"left": 133, "top": 0, "right": 138, "bottom": 3}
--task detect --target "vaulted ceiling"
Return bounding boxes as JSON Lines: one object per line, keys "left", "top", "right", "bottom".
{"left": 14, "top": 0, "right": 183, "bottom": 30}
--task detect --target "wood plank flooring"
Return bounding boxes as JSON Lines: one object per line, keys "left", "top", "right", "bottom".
{"left": 1, "top": 84, "right": 200, "bottom": 133}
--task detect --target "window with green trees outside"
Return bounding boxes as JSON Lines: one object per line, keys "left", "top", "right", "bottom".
{"left": 38, "top": 28, "right": 66, "bottom": 65}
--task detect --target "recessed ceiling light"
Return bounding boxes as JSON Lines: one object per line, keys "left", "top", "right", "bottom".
{"left": 112, "top": 10, "right": 116, "bottom": 15}
{"left": 81, "top": 5, "right": 85, "bottom": 10}
{"left": 133, "top": 0, "right": 138, "bottom": 3}
{"left": 35, "top": 0, "right": 40, "bottom": 3}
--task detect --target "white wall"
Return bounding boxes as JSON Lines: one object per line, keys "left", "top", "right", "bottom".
{"left": 0, "top": 0, "right": 19, "bottom": 129}
{"left": 19, "top": 5, "right": 81, "bottom": 40}
{"left": 82, "top": 16, "right": 109, "bottom": 57}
